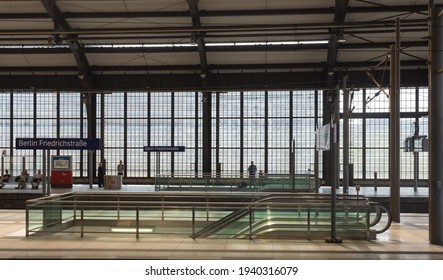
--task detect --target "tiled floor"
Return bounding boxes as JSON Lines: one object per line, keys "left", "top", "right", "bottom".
{"left": 0, "top": 210, "right": 442, "bottom": 260}
{"left": 1, "top": 183, "right": 442, "bottom": 259}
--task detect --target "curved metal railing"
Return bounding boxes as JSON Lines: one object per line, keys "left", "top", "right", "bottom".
{"left": 25, "top": 191, "right": 391, "bottom": 240}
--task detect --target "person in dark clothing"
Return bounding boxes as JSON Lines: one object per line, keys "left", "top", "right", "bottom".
{"left": 2, "top": 170, "right": 11, "bottom": 183}
{"left": 117, "top": 160, "right": 124, "bottom": 176}
{"left": 247, "top": 161, "right": 257, "bottom": 182}
{"left": 1, "top": 170, "right": 11, "bottom": 188}
{"left": 98, "top": 163, "right": 105, "bottom": 188}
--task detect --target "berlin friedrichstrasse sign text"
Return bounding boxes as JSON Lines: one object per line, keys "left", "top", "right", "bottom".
{"left": 16, "top": 138, "right": 100, "bottom": 150}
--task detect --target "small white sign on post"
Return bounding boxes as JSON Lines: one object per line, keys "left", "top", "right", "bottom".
{"left": 315, "top": 123, "right": 330, "bottom": 151}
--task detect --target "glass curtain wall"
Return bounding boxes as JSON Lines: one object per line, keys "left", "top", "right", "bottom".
{"left": 0, "top": 90, "right": 86, "bottom": 177}
{"left": 0, "top": 87, "right": 428, "bottom": 182}
{"left": 339, "top": 87, "right": 428, "bottom": 180}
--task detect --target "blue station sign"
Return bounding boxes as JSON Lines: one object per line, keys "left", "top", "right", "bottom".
{"left": 143, "top": 146, "right": 185, "bottom": 152}
{"left": 16, "top": 138, "right": 101, "bottom": 150}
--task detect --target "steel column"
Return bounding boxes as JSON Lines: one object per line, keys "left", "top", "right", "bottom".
{"left": 42, "top": 150, "right": 46, "bottom": 197}
{"left": 215, "top": 92, "right": 220, "bottom": 177}
{"left": 202, "top": 92, "right": 212, "bottom": 176}
{"left": 314, "top": 90, "right": 320, "bottom": 192}
{"left": 389, "top": 18, "right": 401, "bottom": 223}
{"left": 171, "top": 92, "right": 175, "bottom": 175}
{"left": 326, "top": 85, "right": 342, "bottom": 243}
{"left": 240, "top": 91, "right": 244, "bottom": 176}
{"left": 343, "top": 75, "right": 350, "bottom": 194}
{"left": 429, "top": 6, "right": 443, "bottom": 245}
{"left": 194, "top": 92, "right": 199, "bottom": 176}
{"left": 264, "top": 91, "right": 269, "bottom": 173}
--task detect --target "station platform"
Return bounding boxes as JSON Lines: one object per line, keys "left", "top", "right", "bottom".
{"left": 0, "top": 210, "right": 442, "bottom": 260}
{"left": 0, "top": 183, "right": 442, "bottom": 260}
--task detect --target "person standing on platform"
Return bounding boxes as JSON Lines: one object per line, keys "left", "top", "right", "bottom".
{"left": 117, "top": 160, "right": 124, "bottom": 176}
{"left": 247, "top": 161, "right": 257, "bottom": 182}
{"left": 97, "top": 163, "right": 105, "bottom": 188}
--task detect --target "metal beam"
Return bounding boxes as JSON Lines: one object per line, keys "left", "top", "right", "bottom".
{"left": 40, "top": 0, "right": 96, "bottom": 179}
{"left": 0, "top": 5, "right": 428, "bottom": 19}
{"left": 0, "top": 27, "right": 428, "bottom": 44}
{"left": 0, "top": 60, "right": 428, "bottom": 74}
{"left": 186, "top": 0, "right": 208, "bottom": 78}
{"left": 0, "top": 41, "right": 427, "bottom": 55}
{"left": 0, "top": 19, "right": 426, "bottom": 36}
{"left": 326, "top": 0, "right": 350, "bottom": 76}
{"left": 40, "top": 0, "right": 93, "bottom": 88}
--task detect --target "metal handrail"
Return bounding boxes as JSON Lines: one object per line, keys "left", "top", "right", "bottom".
{"left": 154, "top": 173, "right": 316, "bottom": 191}
{"left": 26, "top": 191, "right": 372, "bottom": 240}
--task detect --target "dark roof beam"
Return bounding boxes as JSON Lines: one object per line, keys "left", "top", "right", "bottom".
{"left": 0, "top": 40, "right": 427, "bottom": 55}
{"left": 0, "top": 27, "right": 428, "bottom": 44}
{"left": 0, "top": 60, "right": 427, "bottom": 74}
{"left": 186, "top": 0, "right": 208, "bottom": 79}
{"left": 326, "top": 0, "right": 349, "bottom": 78}
{"left": 0, "top": 18, "right": 427, "bottom": 36}
{"left": 0, "top": 5, "right": 428, "bottom": 19}
{"left": 40, "top": 0, "right": 93, "bottom": 88}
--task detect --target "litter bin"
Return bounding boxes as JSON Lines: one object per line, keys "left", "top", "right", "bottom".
{"left": 104, "top": 175, "right": 122, "bottom": 189}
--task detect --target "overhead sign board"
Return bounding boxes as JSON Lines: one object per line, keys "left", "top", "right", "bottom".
{"left": 16, "top": 138, "right": 101, "bottom": 150}
{"left": 143, "top": 146, "right": 185, "bottom": 152}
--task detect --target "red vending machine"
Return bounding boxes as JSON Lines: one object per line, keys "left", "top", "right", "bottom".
{"left": 50, "top": 155, "right": 73, "bottom": 188}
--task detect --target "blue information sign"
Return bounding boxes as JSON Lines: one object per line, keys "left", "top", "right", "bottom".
{"left": 143, "top": 146, "right": 185, "bottom": 152}
{"left": 16, "top": 138, "right": 101, "bottom": 150}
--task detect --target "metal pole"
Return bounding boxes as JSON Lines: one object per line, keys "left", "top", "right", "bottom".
{"left": 334, "top": 85, "right": 340, "bottom": 192}
{"left": 292, "top": 139, "right": 296, "bottom": 192}
{"left": 25, "top": 203, "right": 29, "bottom": 237}
{"left": 136, "top": 205, "right": 139, "bottom": 239}
{"left": 202, "top": 92, "right": 212, "bottom": 177}
{"left": 80, "top": 204, "right": 84, "bottom": 238}
{"left": 42, "top": 150, "right": 46, "bottom": 196}
{"left": 429, "top": 6, "right": 443, "bottom": 245}
{"left": 314, "top": 90, "right": 320, "bottom": 193}
{"left": 249, "top": 206, "right": 253, "bottom": 240}
{"left": 88, "top": 151, "right": 93, "bottom": 189}
{"left": 307, "top": 208, "right": 311, "bottom": 240}
{"left": 192, "top": 205, "right": 195, "bottom": 239}
{"left": 326, "top": 85, "right": 342, "bottom": 243}
{"left": 22, "top": 156, "right": 25, "bottom": 173}
{"left": 1, "top": 155, "right": 4, "bottom": 188}
{"left": 389, "top": 18, "right": 401, "bottom": 223}
{"left": 343, "top": 75, "right": 350, "bottom": 194}
{"left": 47, "top": 150, "right": 51, "bottom": 195}
{"left": 156, "top": 152, "right": 160, "bottom": 176}
{"left": 374, "top": 172, "right": 378, "bottom": 192}
{"left": 414, "top": 151, "right": 419, "bottom": 192}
